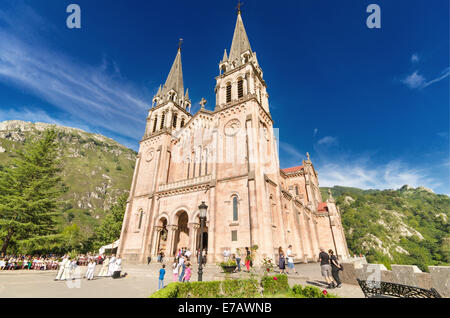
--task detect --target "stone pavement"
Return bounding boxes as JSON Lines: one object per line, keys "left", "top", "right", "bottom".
{"left": 0, "top": 262, "right": 364, "bottom": 298}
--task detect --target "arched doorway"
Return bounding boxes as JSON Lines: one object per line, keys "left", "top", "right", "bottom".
{"left": 173, "top": 211, "right": 189, "bottom": 256}
{"left": 156, "top": 217, "right": 168, "bottom": 256}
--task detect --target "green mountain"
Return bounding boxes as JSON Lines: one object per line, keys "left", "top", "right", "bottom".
{"left": 0, "top": 120, "right": 137, "bottom": 236}
{"left": 321, "top": 186, "right": 450, "bottom": 271}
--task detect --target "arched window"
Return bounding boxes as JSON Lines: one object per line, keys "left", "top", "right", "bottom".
{"left": 152, "top": 116, "right": 158, "bottom": 133}
{"left": 226, "top": 83, "right": 232, "bottom": 103}
{"left": 172, "top": 113, "right": 178, "bottom": 128}
{"left": 180, "top": 118, "right": 185, "bottom": 128}
{"left": 232, "top": 196, "right": 238, "bottom": 221}
{"left": 160, "top": 113, "right": 165, "bottom": 130}
{"left": 138, "top": 209, "right": 144, "bottom": 230}
{"left": 237, "top": 78, "right": 244, "bottom": 98}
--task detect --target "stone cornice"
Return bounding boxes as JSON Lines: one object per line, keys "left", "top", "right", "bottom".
{"left": 264, "top": 174, "right": 278, "bottom": 187}
{"left": 214, "top": 94, "right": 273, "bottom": 124}
{"left": 151, "top": 101, "right": 192, "bottom": 117}
{"left": 216, "top": 61, "right": 266, "bottom": 88}
{"left": 281, "top": 189, "right": 292, "bottom": 201}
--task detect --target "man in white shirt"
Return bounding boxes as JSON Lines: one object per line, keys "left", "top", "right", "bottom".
{"left": 286, "top": 245, "right": 298, "bottom": 274}
{"left": 185, "top": 249, "right": 192, "bottom": 260}
{"left": 223, "top": 248, "right": 230, "bottom": 262}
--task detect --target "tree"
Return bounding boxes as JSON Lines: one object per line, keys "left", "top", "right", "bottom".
{"left": 90, "top": 194, "right": 127, "bottom": 252}
{"left": 0, "top": 128, "right": 64, "bottom": 255}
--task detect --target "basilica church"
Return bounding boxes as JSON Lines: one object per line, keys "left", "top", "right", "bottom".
{"left": 118, "top": 8, "right": 349, "bottom": 263}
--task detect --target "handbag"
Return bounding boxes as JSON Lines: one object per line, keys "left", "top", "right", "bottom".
{"left": 339, "top": 264, "right": 344, "bottom": 271}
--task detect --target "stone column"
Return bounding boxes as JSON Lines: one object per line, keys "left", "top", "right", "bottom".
{"left": 166, "top": 225, "right": 178, "bottom": 257}
{"left": 188, "top": 223, "right": 200, "bottom": 257}
{"left": 151, "top": 226, "right": 163, "bottom": 256}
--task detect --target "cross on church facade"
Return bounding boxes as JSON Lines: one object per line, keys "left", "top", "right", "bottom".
{"left": 178, "top": 38, "right": 183, "bottom": 50}
{"left": 200, "top": 98, "right": 207, "bottom": 108}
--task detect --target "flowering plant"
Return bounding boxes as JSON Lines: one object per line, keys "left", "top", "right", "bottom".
{"left": 261, "top": 257, "right": 274, "bottom": 275}
{"left": 322, "top": 290, "right": 328, "bottom": 295}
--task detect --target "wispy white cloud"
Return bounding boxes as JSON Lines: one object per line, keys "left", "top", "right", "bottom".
{"left": 0, "top": 4, "right": 151, "bottom": 143}
{"left": 402, "top": 67, "right": 450, "bottom": 89}
{"left": 401, "top": 71, "right": 426, "bottom": 89}
{"left": 317, "top": 159, "right": 441, "bottom": 191}
{"left": 422, "top": 67, "right": 450, "bottom": 88}
{"left": 317, "top": 136, "right": 338, "bottom": 146}
{"left": 279, "top": 142, "right": 305, "bottom": 167}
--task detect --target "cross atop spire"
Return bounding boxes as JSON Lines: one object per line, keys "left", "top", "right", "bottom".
{"left": 178, "top": 38, "right": 183, "bottom": 51}
{"left": 236, "top": 0, "right": 243, "bottom": 14}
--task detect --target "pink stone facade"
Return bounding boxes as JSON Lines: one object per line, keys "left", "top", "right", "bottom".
{"left": 118, "top": 10, "right": 349, "bottom": 264}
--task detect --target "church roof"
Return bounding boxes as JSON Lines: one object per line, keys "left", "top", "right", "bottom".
{"left": 162, "top": 48, "right": 184, "bottom": 97}
{"left": 281, "top": 165, "right": 304, "bottom": 174}
{"left": 228, "top": 11, "right": 252, "bottom": 64}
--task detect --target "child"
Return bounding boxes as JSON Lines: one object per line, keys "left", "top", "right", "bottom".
{"left": 158, "top": 264, "right": 166, "bottom": 290}
{"left": 172, "top": 258, "right": 178, "bottom": 282}
{"left": 183, "top": 263, "right": 191, "bottom": 282}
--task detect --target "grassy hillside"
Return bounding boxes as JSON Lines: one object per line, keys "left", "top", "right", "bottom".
{"left": 0, "top": 120, "right": 137, "bottom": 236}
{"left": 321, "top": 186, "right": 450, "bottom": 271}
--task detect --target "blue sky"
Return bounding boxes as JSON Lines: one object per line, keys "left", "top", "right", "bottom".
{"left": 0, "top": 0, "right": 448, "bottom": 194}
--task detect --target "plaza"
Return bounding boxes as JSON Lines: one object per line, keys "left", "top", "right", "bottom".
{"left": 0, "top": 262, "right": 364, "bottom": 298}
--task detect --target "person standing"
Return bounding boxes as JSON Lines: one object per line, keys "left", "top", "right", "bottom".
{"left": 286, "top": 245, "right": 298, "bottom": 275}
{"left": 184, "top": 263, "right": 192, "bottom": 282}
{"left": 54, "top": 255, "right": 68, "bottom": 281}
{"left": 329, "top": 250, "right": 342, "bottom": 288}
{"left": 235, "top": 250, "right": 241, "bottom": 272}
{"left": 202, "top": 249, "right": 207, "bottom": 264}
{"left": 99, "top": 256, "right": 110, "bottom": 277}
{"left": 172, "top": 258, "right": 179, "bottom": 282}
{"left": 178, "top": 255, "right": 186, "bottom": 282}
{"left": 158, "top": 264, "right": 166, "bottom": 290}
{"left": 62, "top": 257, "right": 72, "bottom": 280}
{"left": 70, "top": 258, "right": 78, "bottom": 280}
{"left": 244, "top": 247, "right": 251, "bottom": 272}
{"left": 318, "top": 248, "right": 334, "bottom": 288}
{"left": 278, "top": 247, "right": 286, "bottom": 274}
{"left": 85, "top": 258, "right": 96, "bottom": 280}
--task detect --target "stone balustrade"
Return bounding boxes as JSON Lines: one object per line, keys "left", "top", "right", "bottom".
{"left": 158, "top": 174, "right": 213, "bottom": 192}
{"left": 340, "top": 259, "right": 450, "bottom": 297}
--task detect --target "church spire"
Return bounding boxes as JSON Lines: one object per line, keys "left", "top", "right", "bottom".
{"left": 162, "top": 44, "right": 184, "bottom": 98}
{"left": 228, "top": 7, "right": 252, "bottom": 65}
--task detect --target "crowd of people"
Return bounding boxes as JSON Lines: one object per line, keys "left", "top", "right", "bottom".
{"left": 0, "top": 253, "right": 125, "bottom": 281}
{"left": 0, "top": 255, "right": 60, "bottom": 271}
{"left": 54, "top": 254, "right": 123, "bottom": 281}
{"left": 157, "top": 247, "right": 208, "bottom": 290}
